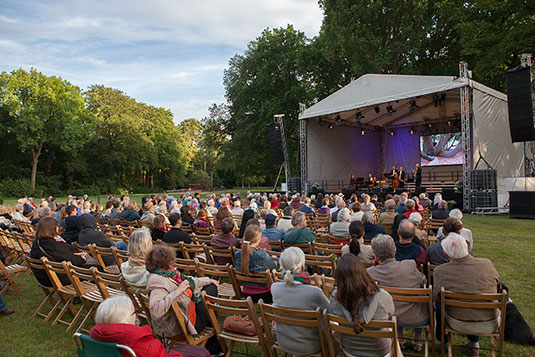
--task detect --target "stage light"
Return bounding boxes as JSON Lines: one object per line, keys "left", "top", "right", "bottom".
{"left": 410, "top": 128, "right": 414, "bottom": 135}
{"left": 374, "top": 106, "right": 380, "bottom": 113}
{"left": 386, "top": 104, "right": 396, "bottom": 113}
{"left": 441, "top": 93, "right": 446, "bottom": 101}
{"left": 409, "top": 100, "right": 419, "bottom": 112}
{"left": 328, "top": 123, "right": 334, "bottom": 130}
{"left": 428, "top": 123, "right": 432, "bottom": 128}
{"left": 390, "top": 130, "right": 395, "bottom": 136}
{"left": 448, "top": 120, "right": 452, "bottom": 126}
{"left": 361, "top": 129, "right": 365, "bottom": 135}
{"left": 335, "top": 115, "right": 341, "bottom": 122}
{"left": 355, "top": 111, "right": 364, "bottom": 123}
{"left": 432, "top": 95, "right": 439, "bottom": 107}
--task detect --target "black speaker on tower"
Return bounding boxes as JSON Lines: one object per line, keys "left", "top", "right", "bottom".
{"left": 506, "top": 66, "right": 535, "bottom": 142}
{"left": 266, "top": 122, "right": 284, "bottom": 164}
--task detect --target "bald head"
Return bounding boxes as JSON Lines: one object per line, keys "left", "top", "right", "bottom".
{"left": 398, "top": 219, "right": 416, "bottom": 241}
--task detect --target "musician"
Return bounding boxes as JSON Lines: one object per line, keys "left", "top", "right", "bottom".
{"left": 398, "top": 166, "right": 406, "bottom": 188}
{"left": 414, "top": 163, "right": 422, "bottom": 188}
{"left": 391, "top": 165, "right": 398, "bottom": 177}
{"left": 367, "top": 174, "right": 374, "bottom": 187}
{"left": 350, "top": 174, "right": 357, "bottom": 190}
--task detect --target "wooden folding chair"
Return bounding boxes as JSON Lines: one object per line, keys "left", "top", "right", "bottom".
{"left": 167, "top": 300, "right": 216, "bottom": 347}
{"left": 41, "top": 258, "right": 89, "bottom": 331}
{"left": 173, "top": 257, "right": 198, "bottom": 276}
{"left": 228, "top": 267, "right": 274, "bottom": 301}
{"left": 0, "top": 258, "right": 26, "bottom": 295}
{"left": 282, "top": 241, "right": 314, "bottom": 254}
{"left": 323, "top": 310, "right": 399, "bottom": 357}
{"left": 313, "top": 241, "right": 342, "bottom": 256}
{"left": 259, "top": 302, "right": 327, "bottom": 356}
{"left": 62, "top": 262, "right": 102, "bottom": 333}
{"left": 326, "top": 234, "right": 350, "bottom": 245}
{"left": 192, "top": 233, "right": 213, "bottom": 245}
{"left": 319, "top": 274, "right": 336, "bottom": 299}
{"left": 203, "top": 245, "right": 235, "bottom": 266}
{"left": 193, "top": 226, "right": 212, "bottom": 236}
{"left": 181, "top": 224, "right": 193, "bottom": 233}
{"left": 440, "top": 287, "right": 507, "bottom": 357}
{"left": 202, "top": 293, "right": 269, "bottom": 357}
{"left": 24, "top": 255, "right": 61, "bottom": 321}
{"left": 267, "top": 239, "right": 283, "bottom": 252}
{"left": 427, "top": 263, "right": 437, "bottom": 288}
{"left": 266, "top": 250, "right": 281, "bottom": 264}
{"left": 196, "top": 261, "right": 235, "bottom": 299}
{"left": 119, "top": 277, "right": 149, "bottom": 325}
{"left": 91, "top": 245, "right": 121, "bottom": 274}
{"left": 135, "top": 289, "right": 154, "bottom": 327}
{"left": 379, "top": 285, "right": 435, "bottom": 357}
{"left": 178, "top": 241, "right": 206, "bottom": 261}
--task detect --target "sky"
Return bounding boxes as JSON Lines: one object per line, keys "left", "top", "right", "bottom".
{"left": 0, "top": 0, "right": 324, "bottom": 123}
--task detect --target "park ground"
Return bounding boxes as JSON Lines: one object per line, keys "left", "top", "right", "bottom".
{"left": 0, "top": 214, "right": 534, "bottom": 356}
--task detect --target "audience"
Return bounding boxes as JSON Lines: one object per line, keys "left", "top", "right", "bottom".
{"left": 78, "top": 213, "right": 117, "bottom": 266}
{"left": 367, "top": 234, "right": 428, "bottom": 352}
{"left": 330, "top": 207, "right": 351, "bottom": 237}
{"left": 123, "top": 201, "right": 141, "bottom": 222}
{"left": 395, "top": 220, "right": 428, "bottom": 265}
{"left": 436, "top": 209, "right": 473, "bottom": 249}
{"left": 349, "top": 201, "right": 364, "bottom": 222}
{"left": 271, "top": 247, "right": 329, "bottom": 355}
{"left": 378, "top": 199, "right": 396, "bottom": 226}
{"left": 432, "top": 200, "right": 449, "bottom": 219}
{"left": 427, "top": 217, "right": 470, "bottom": 265}
{"left": 121, "top": 229, "right": 151, "bottom": 286}
{"left": 283, "top": 211, "right": 316, "bottom": 244}
{"left": 362, "top": 212, "right": 386, "bottom": 240}
{"left": 341, "top": 221, "right": 375, "bottom": 263}
{"left": 210, "top": 217, "right": 239, "bottom": 265}
{"left": 262, "top": 213, "right": 285, "bottom": 241}
{"left": 150, "top": 214, "right": 167, "bottom": 241}
{"left": 328, "top": 254, "right": 396, "bottom": 357}
{"left": 276, "top": 206, "right": 294, "bottom": 232}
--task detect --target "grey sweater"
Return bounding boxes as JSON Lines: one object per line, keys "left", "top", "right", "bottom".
{"left": 328, "top": 289, "right": 394, "bottom": 357}
{"left": 271, "top": 281, "right": 330, "bottom": 355}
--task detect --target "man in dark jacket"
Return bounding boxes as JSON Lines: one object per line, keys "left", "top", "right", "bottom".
{"left": 61, "top": 214, "right": 81, "bottom": 244}
{"left": 210, "top": 217, "right": 239, "bottom": 265}
{"left": 78, "top": 214, "right": 116, "bottom": 266}
{"left": 395, "top": 219, "right": 428, "bottom": 266}
{"left": 108, "top": 201, "right": 124, "bottom": 221}
{"left": 163, "top": 212, "right": 192, "bottom": 259}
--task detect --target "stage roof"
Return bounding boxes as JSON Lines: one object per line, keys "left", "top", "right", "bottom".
{"left": 299, "top": 74, "right": 469, "bottom": 129}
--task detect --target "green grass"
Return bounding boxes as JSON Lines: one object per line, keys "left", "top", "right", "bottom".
{"left": 1, "top": 214, "right": 534, "bottom": 356}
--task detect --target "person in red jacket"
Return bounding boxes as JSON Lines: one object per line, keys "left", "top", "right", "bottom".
{"left": 89, "top": 295, "right": 183, "bottom": 357}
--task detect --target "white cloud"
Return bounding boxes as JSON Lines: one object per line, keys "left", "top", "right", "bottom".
{"left": 0, "top": 0, "right": 324, "bottom": 122}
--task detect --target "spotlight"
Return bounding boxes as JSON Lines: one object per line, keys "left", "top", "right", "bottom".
{"left": 374, "top": 106, "right": 380, "bottom": 113}
{"left": 428, "top": 123, "right": 432, "bottom": 128}
{"left": 409, "top": 100, "right": 419, "bottom": 112}
{"left": 441, "top": 93, "right": 446, "bottom": 101}
{"left": 390, "top": 130, "right": 395, "bottom": 136}
{"left": 386, "top": 105, "right": 396, "bottom": 113}
{"left": 409, "top": 128, "right": 414, "bottom": 135}
{"left": 361, "top": 129, "right": 365, "bottom": 136}
{"left": 432, "top": 95, "right": 439, "bottom": 107}
{"left": 328, "top": 123, "right": 334, "bottom": 130}
{"left": 448, "top": 120, "right": 452, "bottom": 126}
{"left": 335, "top": 115, "right": 341, "bottom": 122}
{"left": 356, "top": 111, "right": 364, "bottom": 123}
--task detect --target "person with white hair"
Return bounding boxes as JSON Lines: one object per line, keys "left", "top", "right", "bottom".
{"left": 89, "top": 296, "right": 184, "bottom": 357}
{"left": 121, "top": 229, "right": 152, "bottom": 286}
{"left": 367, "top": 234, "right": 428, "bottom": 352}
{"left": 431, "top": 193, "right": 443, "bottom": 210}
{"left": 271, "top": 247, "right": 329, "bottom": 355}
{"left": 231, "top": 199, "right": 245, "bottom": 217}
{"left": 361, "top": 194, "right": 376, "bottom": 212}
{"left": 330, "top": 207, "right": 351, "bottom": 237}
{"left": 436, "top": 209, "right": 473, "bottom": 249}
{"left": 378, "top": 199, "right": 397, "bottom": 226}
{"left": 431, "top": 200, "right": 449, "bottom": 219}
{"left": 408, "top": 212, "right": 428, "bottom": 243}
{"left": 433, "top": 233, "right": 500, "bottom": 354}
{"left": 402, "top": 199, "right": 423, "bottom": 220}
{"left": 331, "top": 197, "right": 346, "bottom": 222}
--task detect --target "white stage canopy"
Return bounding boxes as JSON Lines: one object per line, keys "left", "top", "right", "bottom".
{"left": 299, "top": 73, "right": 527, "bottom": 206}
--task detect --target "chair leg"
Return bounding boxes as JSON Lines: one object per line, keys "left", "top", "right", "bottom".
{"left": 490, "top": 336, "right": 496, "bottom": 357}
{"left": 43, "top": 297, "right": 63, "bottom": 323}
{"left": 66, "top": 304, "right": 86, "bottom": 332}
{"left": 33, "top": 290, "right": 56, "bottom": 318}
{"left": 447, "top": 333, "right": 452, "bottom": 357}
{"left": 75, "top": 303, "right": 96, "bottom": 334}
{"left": 53, "top": 298, "right": 75, "bottom": 326}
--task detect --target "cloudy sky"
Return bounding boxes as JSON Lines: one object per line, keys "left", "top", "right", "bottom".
{"left": 0, "top": 0, "right": 323, "bottom": 123}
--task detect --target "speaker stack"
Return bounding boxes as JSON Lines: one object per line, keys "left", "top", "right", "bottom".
{"left": 470, "top": 169, "right": 497, "bottom": 208}
{"left": 266, "top": 122, "right": 284, "bottom": 164}
{"left": 506, "top": 66, "right": 535, "bottom": 142}
{"left": 287, "top": 177, "right": 301, "bottom": 193}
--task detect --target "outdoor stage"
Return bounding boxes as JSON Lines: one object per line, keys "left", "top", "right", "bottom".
{"left": 298, "top": 68, "right": 527, "bottom": 211}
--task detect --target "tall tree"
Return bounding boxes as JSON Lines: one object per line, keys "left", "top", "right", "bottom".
{"left": 201, "top": 103, "right": 229, "bottom": 187}
{"left": 0, "top": 68, "right": 94, "bottom": 190}
{"left": 223, "top": 25, "right": 312, "bottom": 185}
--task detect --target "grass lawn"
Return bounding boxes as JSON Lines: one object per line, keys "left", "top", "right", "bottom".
{"left": 1, "top": 214, "right": 534, "bottom": 356}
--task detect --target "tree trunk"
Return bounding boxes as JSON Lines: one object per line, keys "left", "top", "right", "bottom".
{"left": 30, "top": 141, "right": 43, "bottom": 190}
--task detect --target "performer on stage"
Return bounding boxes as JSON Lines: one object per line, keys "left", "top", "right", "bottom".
{"left": 350, "top": 174, "right": 357, "bottom": 190}
{"left": 398, "top": 166, "right": 406, "bottom": 188}
{"left": 367, "top": 173, "right": 377, "bottom": 187}
{"left": 414, "top": 163, "right": 422, "bottom": 188}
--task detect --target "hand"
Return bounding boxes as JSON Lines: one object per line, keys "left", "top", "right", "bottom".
{"left": 209, "top": 279, "right": 219, "bottom": 287}
{"left": 177, "top": 280, "right": 189, "bottom": 293}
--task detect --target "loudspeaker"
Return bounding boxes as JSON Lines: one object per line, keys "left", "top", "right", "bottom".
{"left": 471, "top": 191, "right": 497, "bottom": 208}
{"left": 506, "top": 66, "right": 535, "bottom": 142}
{"left": 266, "top": 122, "right": 284, "bottom": 164}
{"left": 287, "top": 177, "right": 301, "bottom": 193}
{"left": 470, "top": 169, "right": 497, "bottom": 190}
{"left": 509, "top": 191, "right": 535, "bottom": 219}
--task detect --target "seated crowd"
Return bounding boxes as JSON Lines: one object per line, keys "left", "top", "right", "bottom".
{"left": 0, "top": 190, "right": 504, "bottom": 357}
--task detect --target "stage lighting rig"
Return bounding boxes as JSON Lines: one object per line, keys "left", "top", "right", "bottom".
{"left": 355, "top": 111, "right": 364, "bottom": 123}
{"left": 408, "top": 100, "right": 419, "bottom": 112}
{"left": 386, "top": 104, "right": 396, "bottom": 113}
{"left": 361, "top": 129, "right": 365, "bottom": 135}
{"left": 335, "top": 115, "right": 342, "bottom": 122}
{"left": 328, "top": 123, "right": 334, "bottom": 130}
{"left": 409, "top": 128, "right": 414, "bottom": 135}
{"left": 432, "top": 95, "right": 440, "bottom": 107}
{"left": 374, "top": 106, "right": 380, "bottom": 113}
{"left": 390, "top": 130, "right": 396, "bottom": 136}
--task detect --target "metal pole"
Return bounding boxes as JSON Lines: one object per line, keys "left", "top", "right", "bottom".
{"left": 459, "top": 61, "right": 472, "bottom": 211}
{"left": 299, "top": 105, "right": 308, "bottom": 195}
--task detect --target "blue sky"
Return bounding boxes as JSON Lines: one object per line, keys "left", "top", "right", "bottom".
{"left": 0, "top": 0, "right": 323, "bottom": 123}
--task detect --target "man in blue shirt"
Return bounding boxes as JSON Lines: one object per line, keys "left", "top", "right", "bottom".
{"left": 262, "top": 214, "right": 285, "bottom": 241}
{"left": 299, "top": 198, "right": 317, "bottom": 217}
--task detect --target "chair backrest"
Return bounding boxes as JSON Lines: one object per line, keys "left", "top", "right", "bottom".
{"left": 326, "top": 234, "right": 350, "bottom": 245}
{"left": 62, "top": 262, "right": 97, "bottom": 300}
{"left": 193, "top": 226, "right": 212, "bottom": 237}
{"left": 91, "top": 268, "right": 123, "bottom": 299}
{"left": 378, "top": 285, "right": 433, "bottom": 331}
{"left": 268, "top": 240, "right": 283, "bottom": 252}
{"left": 258, "top": 302, "right": 328, "bottom": 356}
{"left": 304, "top": 253, "right": 336, "bottom": 275}
{"left": 202, "top": 293, "right": 270, "bottom": 355}
{"left": 323, "top": 311, "right": 398, "bottom": 357}
{"left": 196, "top": 261, "right": 231, "bottom": 281}
{"left": 203, "top": 245, "right": 235, "bottom": 266}
{"left": 74, "top": 332, "right": 136, "bottom": 357}
{"left": 135, "top": 289, "right": 153, "bottom": 326}
{"left": 283, "top": 241, "right": 313, "bottom": 254}
{"left": 119, "top": 277, "right": 147, "bottom": 322}
{"left": 173, "top": 257, "right": 198, "bottom": 276}
{"left": 320, "top": 274, "right": 336, "bottom": 298}
{"left": 178, "top": 242, "right": 205, "bottom": 260}
{"left": 228, "top": 267, "right": 274, "bottom": 300}
{"left": 41, "top": 257, "right": 70, "bottom": 291}
{"left": 93, "top": 245, "right": 120, "bottom": 272}
{"left": 313, "top": 241, "right": 342, "bottom": 256}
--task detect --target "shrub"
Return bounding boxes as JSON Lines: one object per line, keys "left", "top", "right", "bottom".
{"left": 0, "top": 178, "right": 34, "bottom": 198}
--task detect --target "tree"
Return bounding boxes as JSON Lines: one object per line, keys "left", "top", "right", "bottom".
{"left": 0, "top": 68, "right": 94, "bottom": 190}
{"left": 223, "top": 25, "right": 312, "bottom": 185}
{"left": 201, "top": 103, "right": 229, "bottom": 187}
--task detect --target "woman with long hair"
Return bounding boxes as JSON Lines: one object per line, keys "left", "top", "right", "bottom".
{"left": 234, "top": 225, "right": 276, "bottom": 303}
{"left": 150, "top": 214, "right": 167, "bottom": 241}
{"left": 121, "top": 228, "right": 152, "bottom": 287}
{"left": 180, "top": 205, "right": 195, "bottom": 226}
{"left": 341, "top": 221, "right": 375, "bottom": 264}
{"left": 193, "top": 209, "right": 211, "bottom": 229}
{"left": 213, "top": 206, "right": 232, "bottom": 229}
{"left": 328, "top": 254, "right": 395, "bottom": 356}
{"left": 237, "top": 209, "right": 255, "bottom": 238}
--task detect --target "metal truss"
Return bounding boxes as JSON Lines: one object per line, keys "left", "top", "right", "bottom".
{"left": 459, "top": 61, "right": 472, "bottom": 211}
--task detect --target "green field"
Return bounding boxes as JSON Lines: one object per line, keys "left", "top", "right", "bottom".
{"left": 1, "top": 214, "right": 534, "bottom": 356}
